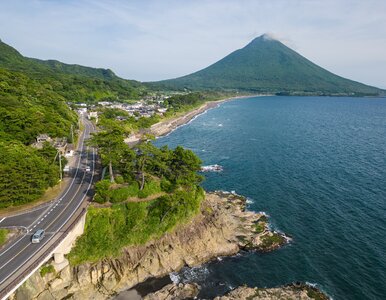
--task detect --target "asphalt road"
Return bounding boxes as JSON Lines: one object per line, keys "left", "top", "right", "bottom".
{"left": 0, "top": 116, "right": 97, "bottom": 296}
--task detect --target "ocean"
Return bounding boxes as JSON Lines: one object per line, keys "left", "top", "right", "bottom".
{"left": 154, "top": 96, "right": 386, "bottom": 300}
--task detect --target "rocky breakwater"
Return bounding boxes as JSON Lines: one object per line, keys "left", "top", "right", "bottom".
{"left": 12, "top": 191, "right": 289, "bottom": 300}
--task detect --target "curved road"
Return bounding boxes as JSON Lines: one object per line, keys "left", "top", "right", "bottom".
{"left": 0, "top": 116, "right": 97, "bottom": 298}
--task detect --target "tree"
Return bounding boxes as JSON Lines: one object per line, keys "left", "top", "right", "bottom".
{"left": 135, "top": 142, "right": 157, "bottom": 190}
{"left": 170, "top": 146, "right": 203, "bottom": 185}
{"left": 88, "top": 119, "right": 127, "bottom": 183}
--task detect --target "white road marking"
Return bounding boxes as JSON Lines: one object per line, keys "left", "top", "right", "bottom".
{"left": 0, "top": 120, "right": 95, "bottom": 287}
{"left": 0, "top": 217, "right": 5, "bottom": 224}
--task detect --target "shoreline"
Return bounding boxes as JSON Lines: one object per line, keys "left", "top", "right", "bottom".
{"left": 150, "top": 95, "right": 257, "bottom": 138}
{"left": 125, "top": 94, "right": 261, "bottom": 145}
{"left": 13, "top": 191, "right": 291, "bottom": 300}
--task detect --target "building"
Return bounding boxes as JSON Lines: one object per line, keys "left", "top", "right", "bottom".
{"left": 64, "top": 144, "right": 75, "bottom": 157}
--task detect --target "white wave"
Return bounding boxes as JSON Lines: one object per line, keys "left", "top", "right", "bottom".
{"left": 178, "top": 266, "right": 210, "bottom": 282}
{"left": 169, "top": 272, "right": 180, "bottom": 284}
{"left": 305, "top": 282, "right": 317, "bottom": 288}
{"left": 246, "top": 197, "right": 254, "bottom": 204}
{"left": 218, "top": 123, "right": 223, "bottom": 127}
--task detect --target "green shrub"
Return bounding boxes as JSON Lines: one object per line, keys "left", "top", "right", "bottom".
{"left": 160, "top": 178, "right": 173, "bottom": 193}
{"left": 40, "top": 264, "right": 55, "bottom": 277}
{"left": 94, "top": 180, "right": 111, "bottom": 203}
{"left": 110, "top": 187, "right": 130, "bottom": 203}
{"left": 254, "top": 221, "right": 265, "bottom": 234}
{"left": 114, "top": 175, "right": 125, "bottom": 184}
{"left": 0, "top": 229, "right": 8, "bottom": 246}
{"left": 138, "top": 179, "right": 161, "bottom": 198}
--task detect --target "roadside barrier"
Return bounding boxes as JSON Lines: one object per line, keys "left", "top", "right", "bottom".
{"left": 0, "top": 208, "right": 87, "bottom": 299}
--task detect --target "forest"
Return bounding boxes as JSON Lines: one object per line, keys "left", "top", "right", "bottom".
{"left": 0, "top": 68, "right": 75, "bottom": 208}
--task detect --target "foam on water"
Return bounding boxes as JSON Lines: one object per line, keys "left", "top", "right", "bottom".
{"left": 155, "top": 96, "right": 386, "bottom": 300}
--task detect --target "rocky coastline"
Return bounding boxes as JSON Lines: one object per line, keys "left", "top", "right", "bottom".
{"left": 12, "top": 191, "right": 291, "bottom": 300}
{"left": 141, "top": 282, "right": 329, "bottom": 300}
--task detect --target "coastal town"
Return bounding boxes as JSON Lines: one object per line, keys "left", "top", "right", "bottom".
{"left": 73, "top": 93, "right": 174, "bottom": 122}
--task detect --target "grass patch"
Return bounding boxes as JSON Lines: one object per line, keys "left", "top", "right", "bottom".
{"left": 40, "top": 264, "right": 55, "bottom": 277}
{"left": 306, "top": 287, "right": 329, "bottom": 300}
{"left": 0, "top": 229, "right": 9, "bottom": 246}
{"left": 260, "top": 233, "right": 285, "bottom": 248}
{"left": 94, "top": 179, "right": 162, "bottom": 204}
{"left": 68, "top": 186, "right": 204, "bottom": 265}
{"left": 254, "top": 221, "right": 265, "bottom": 234}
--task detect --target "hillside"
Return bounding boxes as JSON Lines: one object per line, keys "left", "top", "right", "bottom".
{"left": 0, "top": 39, "right": 145, "bottom": 103}
{"left": 153, "top": 34, "right": 383, "bottom": 96}
{"left": 0, "top": 68, "right": 78, "bottom": 208}
{"left": 0, "top": 39, "right": 117, "bottom": 80}
{"left": 0, "top": 38, "right": 144, "bottom": 209}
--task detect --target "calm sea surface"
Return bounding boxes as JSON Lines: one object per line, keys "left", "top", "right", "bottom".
{"left": 154, "top": 96, "right": 386, "bottom": 300}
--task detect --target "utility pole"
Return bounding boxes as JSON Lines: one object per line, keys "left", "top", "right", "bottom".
{"left": 71, "top": 124, "right": 74, "bottom": 144}
{"left": 58, "top": 151, "right": 63, "bottom": 181}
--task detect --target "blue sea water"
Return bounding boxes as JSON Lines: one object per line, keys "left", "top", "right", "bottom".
{"left": 155, "top": 96, "right": 386, "bottom": 300}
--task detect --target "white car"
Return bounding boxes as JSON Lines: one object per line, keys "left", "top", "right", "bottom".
{"left": 31, "top": 229, "right": 45, "bottom": 243}
{"left": 85, "top": 166, "right": 91, "bottom": 172}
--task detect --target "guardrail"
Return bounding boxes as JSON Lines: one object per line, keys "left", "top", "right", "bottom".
{"left": 0, "top": 207, "right": 87, "bottom": 299}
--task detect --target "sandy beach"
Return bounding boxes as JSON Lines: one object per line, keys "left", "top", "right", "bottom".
{"left": 124, "top": 94, "right": 261, "bottom": 146}
{"left": 150, "top": 95, "right": 253, "bottom": 138}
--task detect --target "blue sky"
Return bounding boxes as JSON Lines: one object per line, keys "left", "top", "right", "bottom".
{"left": 0, "top": 0, "right": 385, "bottom": 88}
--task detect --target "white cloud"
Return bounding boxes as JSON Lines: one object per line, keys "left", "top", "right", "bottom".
{"left": 0, "top": 0, "right": 385, "bottom": 88}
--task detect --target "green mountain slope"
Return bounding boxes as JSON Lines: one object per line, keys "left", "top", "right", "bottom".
{"left": 0, "top": 38, "right": 116, "bottom": 80}
{"left": 0, "top": 67, "right": 79, "bottom": 208}
{"left": 0, "top": 39, "right": 145, "bottom": 102}
{"left": 153, "top": 34, "right": 383, "bottom": 96}
{"left": 0, "top": 38, "right": 146, "bottom": 208}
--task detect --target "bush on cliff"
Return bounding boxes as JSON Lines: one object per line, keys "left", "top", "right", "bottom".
{"left": 68, "top": 186, "right": 204, "bottom": 265}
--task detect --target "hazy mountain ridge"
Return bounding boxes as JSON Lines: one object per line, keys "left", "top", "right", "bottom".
{"left": 152, "top": 34, "right": 383, "bottom": 96}
{"left": 0, "top": 38, "right": 116, "bottom": 81}
{"left": 0, "top": 39, "right": 145, "bottom": 103}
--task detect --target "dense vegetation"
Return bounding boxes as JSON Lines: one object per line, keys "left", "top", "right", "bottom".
{"left": 0, "top": 69, "right": 77, "bottom": 144}
{"left": 69, "top": 114, "right": 204, "bottom": 264}
{"left": 153, "top": 34, "right": 384, "bottom": 96}
{"left": 0, "top": 142, "right": 65, "bottom": 208}
{"left": 0, "top": 39, "right": 146, "bottom": 103}
{"left": 0, "top": 37, "right": 147, "bottom": 209}
{"left": 0, "top": 68, "right": 74, "bottom": 208}
{"left": 68, "top": 186, "right": 204, "bottom": 265}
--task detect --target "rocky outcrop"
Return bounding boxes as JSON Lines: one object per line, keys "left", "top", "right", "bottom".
{"left": 144, "top": 283, "right": 199, "bottom": 300}
{"left": 214, "top": 283, "right": 329, "bottom": 300}
{"left": 13, "top": 191, "right": 289, "bottom": 300}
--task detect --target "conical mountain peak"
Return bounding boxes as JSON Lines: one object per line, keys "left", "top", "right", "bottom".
{"left": 155, "top": 35, "right": 382, "bottom": 96}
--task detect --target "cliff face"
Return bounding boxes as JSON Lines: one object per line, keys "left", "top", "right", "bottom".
{"left": 141, "top": 283, "right": 329, "bottom": 300}
{"left": 13, "top": 192, "right": 288, "bottom": 300}
{"left": 214, "top": 283, "right": 329, "bottom": 300}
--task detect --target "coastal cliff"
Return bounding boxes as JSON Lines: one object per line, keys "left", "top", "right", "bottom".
{"left": 12, "top": 192, "right": 288, "bottom": 300}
